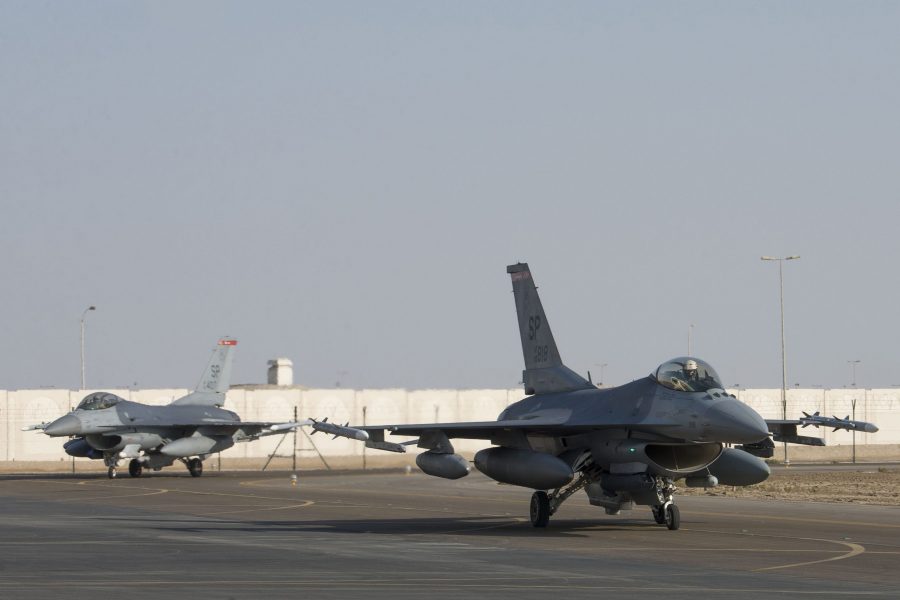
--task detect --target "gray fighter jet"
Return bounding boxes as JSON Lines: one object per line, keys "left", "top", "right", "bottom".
{"left": 316, "top": 263, "right": 791, "bottom": 530}
{"left": 33, "top": 338, "right": 303, "bottom": 478}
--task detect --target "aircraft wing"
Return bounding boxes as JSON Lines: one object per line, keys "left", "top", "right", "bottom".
{"left": 318, "top": 417, "right": 679, "bottom": 453}
{"left": 764, "top": 420, "right": 827, "bottom": 446}
{"left": 366, "top": 417, "right": 577, "bottom": 440}
{"left": 233, "top": 420, "right": 310, "bottom": 441}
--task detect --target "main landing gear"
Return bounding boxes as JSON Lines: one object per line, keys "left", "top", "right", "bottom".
{"left": 128, "top": 459, "right": 143, "bottom": 478}
{"left": 176, "top": 457, "right": 204, "bottom": 477}
{"left": 530, "top": 470, "right": 594, "bottom": 528}
{"left": 187, "top": 458, "right": 203, "bottom": 477}
{"left": 530, "top": 491, "right": 551, "bottom": 527}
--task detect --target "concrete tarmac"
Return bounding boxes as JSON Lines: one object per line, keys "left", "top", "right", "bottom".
{"left": 0, "top": 469, "right": 897, "bottom": 599}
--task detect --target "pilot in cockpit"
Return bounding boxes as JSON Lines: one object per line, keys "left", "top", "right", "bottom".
{"left": 683, "top": 359, "right": 700, "bottom": 382}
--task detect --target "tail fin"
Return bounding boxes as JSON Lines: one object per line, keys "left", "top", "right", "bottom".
{"left": 507, "top": 263, "right": 593, "bottom": 395}
{"left": 170, "top": 338, "right": 237, "bottom": 407}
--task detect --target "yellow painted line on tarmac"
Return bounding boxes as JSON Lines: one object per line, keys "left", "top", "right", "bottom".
{"left": 684, "top": 525, "right": 869, "bottom": 572}
{"left": 54, "top": 489, "right": 170, "bottom": 501}
{"left": 23, "top": 478, "right": 317, "bottom": 510}
{"left": 201, "top": 501, "right": 314, "bottom": 516}
{"left": 15, "top": 480, "right": 174, "bottom": 501}
{"left": 753, "top": 539, "right": 866, "bottom": 572}
{"left": 240, "top": 479, "right": 521, "bottom": 504}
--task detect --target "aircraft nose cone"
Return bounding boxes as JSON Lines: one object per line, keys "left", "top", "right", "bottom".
{"left": 44, "top": 414, "right": 83, "bottom": 437}
{"left": 704, "top": 399, "right": 769, "bottom": 444}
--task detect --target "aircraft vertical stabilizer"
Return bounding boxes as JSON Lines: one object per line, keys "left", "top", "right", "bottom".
{"left": 170, "top": 338, "right": 237, "bottom": 407}
{"left": 507, "top": 263, "right": 593, "bottom": 395}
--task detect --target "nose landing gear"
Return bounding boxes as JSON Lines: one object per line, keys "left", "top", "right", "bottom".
{"left": 651, "top": 477, "right": 680, "bottom": 530}
{"left": 104, "top": 453, "right": 119, "bottom": 479}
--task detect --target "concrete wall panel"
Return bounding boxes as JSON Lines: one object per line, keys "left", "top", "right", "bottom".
{"left": 1, "top": 385, "right": 897, "bottom": 467}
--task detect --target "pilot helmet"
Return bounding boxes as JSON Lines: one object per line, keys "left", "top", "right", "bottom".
{"left": 684, "top": 359, "right": 698, "bottom": 372}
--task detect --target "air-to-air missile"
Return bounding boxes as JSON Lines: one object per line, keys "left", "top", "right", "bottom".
{"left": 800, "top": 411, "right": 879, "bottom": 433}
{"left": 309, "top": 418, "right": 370, "bottom": 441}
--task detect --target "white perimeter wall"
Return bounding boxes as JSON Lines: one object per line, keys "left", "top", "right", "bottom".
{"left": 1, "top": 386, "right": 897, "bottom": 462}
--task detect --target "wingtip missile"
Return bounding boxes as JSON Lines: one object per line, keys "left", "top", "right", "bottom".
{"left": 310, "top": 419, "right": 369, "bottom": 441}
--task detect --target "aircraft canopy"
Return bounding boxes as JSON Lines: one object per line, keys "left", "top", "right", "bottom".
{"left": 654, "top": 357, "right": 724, "bottom": 393}
{"left": 76, "top": 392, "right": 124, "bottom": 411}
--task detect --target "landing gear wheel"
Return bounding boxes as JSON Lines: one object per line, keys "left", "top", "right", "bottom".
{"left": 107, "top": 466, "right": 117, "bottom": 479}
{"left": 187, "top": 458, "right": 203, "bottom": 477}
{"left": 128, "top": 459, "right": 143, "bottom": 478}
{"left": 530, "top": 491, "right": 550, "bottom": 528}
{"left": 665, "top": 504, "right": 680, "bottom": 531}
{"left": 652, "top": 506, "right": 666, "bottom": 524}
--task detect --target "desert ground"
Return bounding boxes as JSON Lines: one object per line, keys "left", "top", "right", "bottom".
{"left": 683, "top": 464, "right": 900, "bottom": 505}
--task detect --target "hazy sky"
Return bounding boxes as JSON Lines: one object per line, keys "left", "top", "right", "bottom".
{"left": 2, "top": 2, "right": 899, "bottom": 391}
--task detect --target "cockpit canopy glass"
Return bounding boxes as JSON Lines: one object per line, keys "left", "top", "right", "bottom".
{"left": 654, "top": 357, "right": 724, "bottom": 393}
{"left": 76, "top": 392, "right": 124, "bottom": 411}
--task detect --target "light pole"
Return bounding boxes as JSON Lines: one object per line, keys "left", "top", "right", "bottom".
{"left": 688, "top": 323, "right": 695, "bottom": 356}
{"left": 596, "top": 363, "right": 608, "bottom": 386}
{"left": 848, "top": 359, "right": 860, "bottom": 387}
{"left": 848, "top": 360, "right": 860, "bottom": 464}
{"left": 80, "top": 306, "right": 96, "bottom": 390}
{"left": 761, "top": 255, "right": 800, "bottom": 464}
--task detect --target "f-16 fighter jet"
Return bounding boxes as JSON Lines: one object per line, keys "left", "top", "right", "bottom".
{"left": 315, "top": 263, "right": 783, "bottom": 530}
{"left": 31, "top": 339, "right": 303, "bottom": 479}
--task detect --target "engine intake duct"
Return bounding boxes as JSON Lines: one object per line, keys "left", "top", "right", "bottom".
{"left": 591, "top": 440, "right": 722, "bottom": 475}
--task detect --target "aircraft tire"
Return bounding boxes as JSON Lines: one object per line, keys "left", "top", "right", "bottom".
{"left": 188, "top": 458, "right": 203, "bottom": 477}
{"left": 665, "top": 504, "right": 680, "bottom": 531}
{"left": 530, "top": 491, "right": 550, "bottom": 528}
{"left": 652, "top": 506, "right": 666, "bottom": 524}
{"left": 107, "top": 467, "right": 117, "bottom": 479}
{"left": 128, "top": 459, "right": 143, "bottom": 478}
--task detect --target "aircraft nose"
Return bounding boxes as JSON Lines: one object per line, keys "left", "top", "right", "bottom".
{"left": 703, "top": 399, "right": 769, "bottom": 444}
{"left": 44, "top": 414, "right": 83, "bottom": 437}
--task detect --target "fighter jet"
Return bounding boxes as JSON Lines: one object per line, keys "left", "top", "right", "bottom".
{"left": 32, "top": 338, "right": 304, "bottom": 478}
{"left": 314, "top": 263, "right": 783, "bottom": 530}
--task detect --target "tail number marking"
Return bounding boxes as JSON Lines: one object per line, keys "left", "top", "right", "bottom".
{"left": 528, "top": 316, "right": 541, "bottom": 340}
